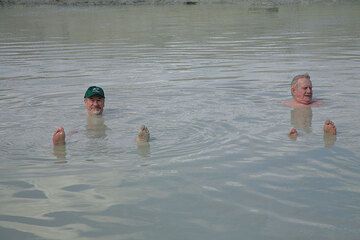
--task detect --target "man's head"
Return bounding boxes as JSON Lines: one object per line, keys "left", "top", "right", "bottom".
{"left": 84, "top": 86, "right": 105, "bottom": 116}
{"left": 291, "top": 73, "right": 313, "bottom": 105}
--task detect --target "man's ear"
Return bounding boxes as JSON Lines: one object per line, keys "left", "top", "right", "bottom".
{"left": 291, "top": 85, "right": 296, "bottom": 95}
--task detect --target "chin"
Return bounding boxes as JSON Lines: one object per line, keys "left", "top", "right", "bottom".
{"left": 90, "top": 109, "right": 103, "bottom": 115}
{"left": 299, "top": 100, "right": 311, "bottom": 105}
{"left": 300, "top": 98, "right": 312, "bottom": 105}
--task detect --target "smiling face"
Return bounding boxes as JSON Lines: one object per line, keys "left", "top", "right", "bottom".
{"left": 292, "top": 77, "right": 313, "bottom": 105}
{"left": 84, "top": 96, "right": 105, "bottom": 115}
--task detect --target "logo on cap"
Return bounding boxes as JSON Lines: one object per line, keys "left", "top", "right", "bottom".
{"left": 84, "top": 86, "right": 105, "bottom": 98}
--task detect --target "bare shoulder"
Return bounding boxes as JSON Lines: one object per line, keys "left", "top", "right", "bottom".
{"left": 282, "top": 99, "right": 322, "bottom": 108}
{"left": 282, "top": 99, "right": 293, "bottom": 107}
{"left": 282, "top": 99, "right": 303, "bottom": 108}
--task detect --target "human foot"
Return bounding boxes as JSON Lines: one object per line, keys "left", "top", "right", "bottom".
{"left": 288, "top": 128, "right": 298, "bottom": 140}
{"left": 323, "top": 120, "right": 336, "bottom": 135}
{"left": 52, "top": 127, "right": 66, "bottom": 145}
{"left": 136, "top": 125, "right": 150, "bottom": 144}
{"left": 323, "top": 120, "right": 336, "bottom": 148}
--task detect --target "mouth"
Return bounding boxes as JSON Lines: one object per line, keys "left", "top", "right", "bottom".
{"left": 91, "top": 108, "right": 102, "bottom": 114}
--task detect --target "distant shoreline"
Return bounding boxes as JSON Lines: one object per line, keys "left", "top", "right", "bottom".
{"left": 2, "top": 0, "right": 199, "bottom": 6}
{"left": 0, "top": 0, "right": 356, "bottom": 6}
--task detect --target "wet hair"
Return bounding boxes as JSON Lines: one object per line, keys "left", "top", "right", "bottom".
{"left": 291, "top": 73, "right": 311, "bottom": 96}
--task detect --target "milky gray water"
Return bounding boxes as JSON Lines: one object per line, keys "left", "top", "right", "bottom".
{"left": 1, "top": 2, "right": 360, "bottom": 239}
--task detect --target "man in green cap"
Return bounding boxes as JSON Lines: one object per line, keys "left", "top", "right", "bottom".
{"left": 52, "top": 86, "right": 105, "bottom": 145}
{"left": 83, "top": 86, "right": 105, "bottom": 116}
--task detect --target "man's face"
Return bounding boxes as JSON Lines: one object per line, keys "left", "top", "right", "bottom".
{"left": 292, "top": 78, "right": 313, "bottom": 105}
{"left": 84, "top": 96, "right": 105, "bottom": 115}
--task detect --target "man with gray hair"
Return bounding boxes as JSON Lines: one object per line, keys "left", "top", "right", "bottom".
{"left": 284, "top": 73, "right": 337, "bottom": 143}
{"left": 283, "top": 73, "right": 319, "bottom": 108}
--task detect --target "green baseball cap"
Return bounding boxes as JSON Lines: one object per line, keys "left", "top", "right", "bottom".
{"left": 84, "top": 86, "right": 105, "bottom": 98}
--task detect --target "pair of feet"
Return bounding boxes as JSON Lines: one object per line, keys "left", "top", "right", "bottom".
{"left": 289, "top": 119, "right": 337, "bottom": 139}
{"left": 54, "top": 121, "right": 337, "bottom": 145}
{"left": 52, "top": 125, "right": 150, "bottom": 145}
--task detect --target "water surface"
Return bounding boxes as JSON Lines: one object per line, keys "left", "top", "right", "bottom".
{"left": 0, "top": 2, "right": 360, "bottom": 239}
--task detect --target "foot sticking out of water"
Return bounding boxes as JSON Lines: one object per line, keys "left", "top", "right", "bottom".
{"left": 53, "top": 127, "right": 66, "bottom": 145}
{"left": 323, "top": 119, "right": 336, "bottom": 148}
{"left": 288, "top": 127, "right": 298, "bottom": 140}
{"left": 323, "top": 119, "right": 336, "bottom": 135}
{"left": 136, "top": 125, "right": 150, "bottom": 144}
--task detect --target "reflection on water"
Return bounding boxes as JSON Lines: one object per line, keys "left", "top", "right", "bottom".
{"left": 53, "top": 144, "right": 67, "bottom": 162}
{"left": 323, "top": 133, "right": 336, "bottom": 148}
{"left": 0, "top": 2, "right": 360, "bottom": 240}
{"left": 137, "top": 142, "right": 151, "bottom": 157}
